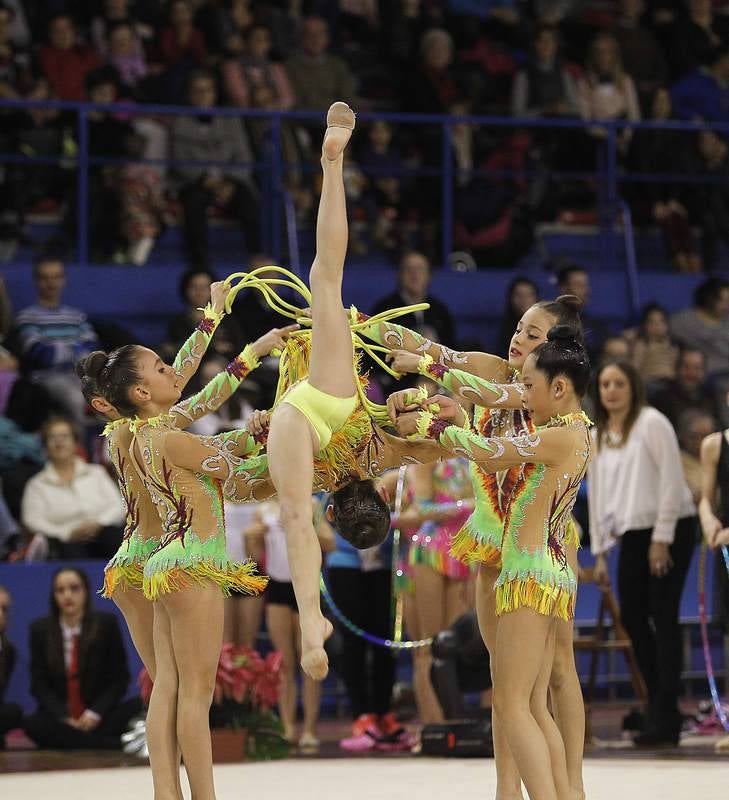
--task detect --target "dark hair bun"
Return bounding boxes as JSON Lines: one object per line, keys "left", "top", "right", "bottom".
{"left": 547, "top": 324, "right": 581, "bottom": 347}
{"left": 75, "top": 350, "right": 108, "bottom": 382}
{"left": 554, "top": 294, "right": 583, "bottom": 313}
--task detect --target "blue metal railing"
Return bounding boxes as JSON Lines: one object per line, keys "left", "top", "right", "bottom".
{"left": 0, "top": 98, "right": 726, "bottom": 312}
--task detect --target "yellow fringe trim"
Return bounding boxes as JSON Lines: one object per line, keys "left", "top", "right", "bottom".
{"left": 313, "top": 405, "right": 373, "bottom": 490}
{"left": 144, "top": 561, "right": 269, "bottom": 601}
{"left": 101, "top": 562, "right": 144, "bottom": 597}
{"left": 496, "top": 577, "right": 575, "bottom": 621}
{"left": 450, "top": 527, "right": 502, "bottom": 568}
{"left": 102, "top": 418, "right": 130, "bottom": 438}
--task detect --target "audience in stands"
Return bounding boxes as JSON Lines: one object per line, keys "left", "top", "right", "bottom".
{"left": 171, "top": 69, "right": 261, "bottom": 269}
{"left": 630, "top": 303, "right": 678, "bottom": 386}
{"left": 599, "top": 335, "right": 632, "bottom": 362}
{"left": 590, "top": 359, "right": 697, "bottom": 747}
{"left": 23, "top": 567, "right": 140, "bottom": 750}
{"left": 285, "top": 16, "right": 356, "bottom": 112}
{"left": 90, "top": 0, "right": 152, "bottom": 59}
{"left": 687, "top": 131, "right": 729, "bottom": 271}
{"left": 13, "top": 257, "right": 99, "bottom": 428}
{"left": 37, "top": 14, "right": 100, "bottom": 102}
{"left": 20, "top": 417, "right": 124, "bottom": 561}
{"left": 0, "top": 584, "right": 21, "bottom": 747}
{"left": 402, "top": 27, "right": 462, "bottom": 115}
{"left": 648, "top": 346, "right": 722, "bottom": 429}
{"left": 671, "top": 46, "right": 729, "bottom": 124}
{"left": 153, "top": 0, "right": 207, "bottom": 103}
{"left": 670, "top": 277, "right": 729, "bottom": 375}
{"left": 371, "top": 250, "right": 455, "bottom": 347}
{"left": 0, "top": 276, "right": 17, "bottom": 377}
{"left": 497, "top": 276, "right": 539, "bottom": 355}
{"left": 556, "top": 265, "right": 609, "bottom": 358}
{"left": 677, "top": 408, "right": 717, "bottom": 504}
{"left": 667, "top": 0, "right": 729, "bottom": 79}
{"left": 0, "top": 3, "right": 31, "bottom": 99}
{"left": 0, "top": 489, "right": 19, "bottom": 558}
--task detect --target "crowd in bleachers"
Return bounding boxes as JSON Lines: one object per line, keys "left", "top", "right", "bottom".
{"left": 0, "top": 0, "right": 726, "bottom": 268}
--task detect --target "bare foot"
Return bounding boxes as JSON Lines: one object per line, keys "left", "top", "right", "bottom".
{"left": 300, "top": 617, "right": 333, "bottom": 681}
{"left": 322, "top": 101, "right": 355, "bottom": 161}
{"left": 716, "top": 735, "right": 729, "bottom": 753}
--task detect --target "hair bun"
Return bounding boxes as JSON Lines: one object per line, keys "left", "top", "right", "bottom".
{"left": 554, "top": 294, "right": 584, "bottom": 314}
{"left": 547, "top": 324, "right": 580, "bottom": 347}
{"left": 75, "top": 350, "right": 109, "bottom": 382}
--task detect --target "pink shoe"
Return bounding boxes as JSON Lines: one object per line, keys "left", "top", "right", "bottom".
{"left": 375, "top": 714, "right": 417, "bottom": 752}
{"left": 340, "top": 713, "right": 382, "bottom": 752}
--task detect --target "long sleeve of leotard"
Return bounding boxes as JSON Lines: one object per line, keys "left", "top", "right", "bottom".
{"left": 171, "top": 303, "right": 225, "bottom": 390}
{"left": 171, "top": 344, "right": 260, "bottom": 427}
{"left": 415, "top": 354, "right": 526, "bottom": 410}
{"left": 412, "top": 411, "right": 573, "bottom": 472}
{"left": 355, "top": 310, "right": 509, "bottom": 382}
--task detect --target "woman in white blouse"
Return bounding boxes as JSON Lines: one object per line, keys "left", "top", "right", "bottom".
{"left": 589, "top": 360, "right": 696, "bottom": 747}
{"left": 21, "top": 417, "right": 125, "bottom": 559}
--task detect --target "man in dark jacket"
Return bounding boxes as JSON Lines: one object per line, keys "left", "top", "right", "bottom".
{"left": 0, "top": 585, "right": 22, "bottom": 747}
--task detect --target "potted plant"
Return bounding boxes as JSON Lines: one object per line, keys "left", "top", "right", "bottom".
{"left": 139, "top": 643, "right": 289, "bottom": 762}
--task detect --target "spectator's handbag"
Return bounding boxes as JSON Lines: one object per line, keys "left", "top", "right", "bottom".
{"left": 420, "top": 718, "right": 493, "bottom": 758}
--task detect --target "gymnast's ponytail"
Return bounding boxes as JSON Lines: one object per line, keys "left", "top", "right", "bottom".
{"left": 531, "top": 324, "right": 590, "bottom": 397}
{"left": 76, "top": 345, "right": 142, "bottom": 417}
{"left": 536, "top": 295, "right": 584, "bottom": 344}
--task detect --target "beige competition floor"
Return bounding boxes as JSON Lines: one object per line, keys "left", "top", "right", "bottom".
{"left": 2, "top": 757, "right": 727, "bottom": 800}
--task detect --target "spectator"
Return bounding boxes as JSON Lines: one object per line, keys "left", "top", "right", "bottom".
{"left": 0, "top": 276, "right": 16, "bottom": 377}
{"left": 13, "top": 257, "right": 100, "bottom": 427}
{"left": 0, "top": 584, "right": 21, "bottom": 746}
{"left": 246, "top": 498, "right": 333, "bottom": 748}
{"left": 20, "top": 417, "right": 124, "bottom": 560}
{"left": 615, "top": 0, "right": 669, "bottom": 112}
{"left": 577, "top": 32, "right": 640, "bottom": 155}
{"left": 157, "top": 0, "right": 207, "bottom": 67}
{"left": 2, "top": 0, "right": 29, "bottom": 49}
{"left": 556, "top": 265, "right": 610, "bottom": 358}
{"left": 37, "top": 14, "right": 101, "bottom": 101}
{"left": 511, "top": 26, "right": 579, "bottom": 119}
{"left": 590, "top": 360, "right": 696, "bottom": 746}
{"left": 668, "top": 0, "right": 729, "bottom": 79}
{"left": 90, "top": 0, "right": 152, "bottom": 57}
{"left": 631, "top": 303, "right": 679, "bottom": 386}
{"left": 166, "top": 267, "right": 244, "bottom": 364}
{"left": 447, "top": 0, "right": 520, "bottom": 24}
{"left": 626, "top": 87, "right": 701, "bottom": 273}
{"left": 599, "top": 335, "right": 632, "bottom": 362}
{"left": 222, "top": 22, "right": 295, "bottom": 109}
{"left": 648, "top": 347, "right": 722, "bottom": 428}
{"left": 670, "top": 277, "right": 729, "bottom": 375}
{"left": 106, "top": 20, "right": 147, "bottom": 94}
{"left": 497, "top": 276, "right": 539, "bottom": 355}
{"left": 371, "top": 251, "right": 455, "bottom": 347}
{"left": 381, "top": 0, "right": 434, "bottom": 70}
{"left": 215, "top": 0, "right": 256, "bottom": 58}
{"left": 677, "top": 408, "right": 716, "bottom": 503}
{"left": 23, "top": 567, "right": 141, "bottom": 750}
{"left": 284, "top": 16, "right": 356, "bottom": 111}
{"left": 171, "top": 69, "right": 261, "bottom": 269}
{"left": 671, "top": 46, "right": 729, "bottom": 123}
{"left": 0, "top": 3, "right": 31, "bottom": 98}
{"left": 402, "top": 27, "right": 462, "bottom": 114}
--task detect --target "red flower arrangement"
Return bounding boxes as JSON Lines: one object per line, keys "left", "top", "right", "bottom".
{"left": 138, "top": 643, "right": 289, "bottom": 760}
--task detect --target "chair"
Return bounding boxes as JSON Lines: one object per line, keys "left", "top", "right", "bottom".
{"left": 573, "top": 567, "right": 648, "bottom": 740}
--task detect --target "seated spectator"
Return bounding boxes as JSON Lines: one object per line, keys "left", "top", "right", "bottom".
{"left": 90, "top": 0, "right": 152, "bottom": 57}
{"left": 511, "top": 26, "right": 579, "bottom": 119}
{"left": 402, "top": 28, "right": 462, "bottom": 115}
{"left": 13, "top": 257, "right": 100, "bottom": 427}
{"left": 667, "top": 0, "right": 729, "bottom": 79}
{"left": 615, "top": 0, "right": 669, "bottom": 112}
{"left": 631, "top": 303, "right": 679, "bottom": 386}
{"left": 20, "top": 417, "right": 124, "bottom": 560}
{"left": 0, "top": 77, "right": 74, "bottom": 245}
{"left": 599, "top": 335, "right": 632, "bottom": 362}
{"left": 670, "top": 277, "right": 729, "bottom": 375}
{"left": 577, "top": 32, "right": 640, "bottom": 155}
{"left": 0, "top": 2, "right": 31, "bottom": 99}
{"left": 285, "top": 16, "right": 356, "bottom": 112}
{"left": 556, "top": 265, "right": 610, "bottom": 359}
{"left": 171, "top": 69, "right": 261, "bottom": 269}
{"left": 2, "top": 0, "right": 29, "bottom": 50}
{"left": 0, "top": 487, "right": 19, "bottom": 558}
{"left": 106, "top": 20, "right": 148, "bottom": 94}
{"left": 166, "top": 267, "right": 244, "bottom": 364}
{"left": 23, "top": 568, "right": 140, "bottom": 750}
{"left": 37, "top": 14, "right": 100, "bottom": 101}
{"left": 648, "top": 347, "right": 722, "bottom": 428}
{"left": 151, "top": 0, "right": 207, "bottom": 103}
{"left": 685, "top": 131, "right": 729, "bottom": 270}
{"left": 677, "top": 408, "right": 716, "bottom": 503}
{"left": 371, "top": 251, "right": 455, "bottom": 347}
{"left": 626, "top": 87, "right": 701, "bottom": 272}
{"left": 671, "top": 46, "right": 729, "bottom": 123}
{"left": 223, "top": 22, "right": 295, "bottom": 109}
{"left": 0, "top": 585, "right": 21, "bottom": 746}
{"left": 0, "top": 275, "right": 17, "bottom": 379}
{"left": 211, "top": 0, "right": 256, "bottom": 58}
{"left": 381, "top": 0, "right": 434, "bottom": 70}
{"left": 497, "top": 277, "right": 539, "bottom": 355}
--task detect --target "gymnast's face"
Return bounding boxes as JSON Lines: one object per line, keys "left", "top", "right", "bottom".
{"left": 522, "top": 354, "right": 565, "bottom": 426}
{"left": 508, "top": 306, "right": 555, "bottom": 372}
{"left": 132, "top": 347, "right": 181, "bottom": 408}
